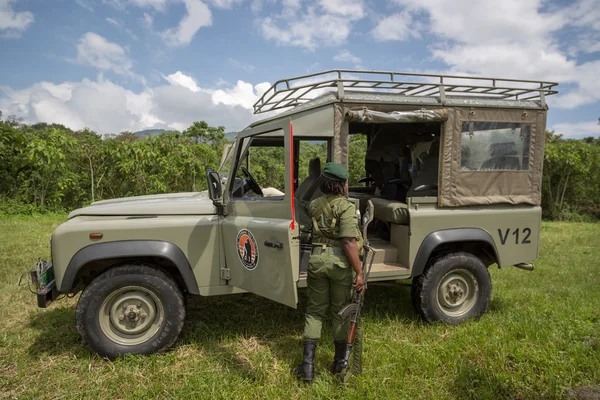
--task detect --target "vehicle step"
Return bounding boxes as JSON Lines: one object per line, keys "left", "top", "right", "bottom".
{"left": 370, "top": 262, "right": 409, "bottom": 273}
{"left": 369, "top": 239, "right": 398, "bottom": 264}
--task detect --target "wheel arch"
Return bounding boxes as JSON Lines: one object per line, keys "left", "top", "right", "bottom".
{"left": 411, "top": 228, "right": 500, "bottom": 278}
{"left": 61, "top": 240, "right": 200, "bottom": 295}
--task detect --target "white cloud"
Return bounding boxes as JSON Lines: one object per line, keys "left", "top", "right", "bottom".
{"left": 332, "top": 50, "right": 361, "bottom": 64}
{"left": 382, "top": 0, "right": 600, "bottom": 109}
{"left": 549, "top": 61, "right": 600, "bottom": 109}
{"left": 106, "top": 17, "right": 120, "bottom": 28}
{"left": 551, "top": 120, "right": 600, "bottom": 138}
{"left": 164, "top": 71, "right": 204, "bottom": 92}
{"left": 319, "top": 0, "right": 364, "bottom": 19}
{"left": 394, "top": 0, "right": 567, "bottom": 46}
{"left": 164, "top": 71, "right": 269, "bottom": 109}
{"left": 212, "top": 80, "right": 271, "bottom": 108}
{"left": 106, "top": 17, "right": 139, "bottom": 40}
{"left": 76, "top": 0, "right": 94, "bottom": 12}
{"left": 250, "top": 0, "right": 273, "bottom": 13}
{"left": 130, "top": 0, "right": 168, "bottom": 10}
{"left": 228, "top": 58, "right": 255, "bottom": 72}
{"left": 102, "top": 0, "right": 127, "bottom": 11}
{"left": 576, "top": 33, "right": 600, "bottom": 54}
{"left": 205, "top": 0, "right": 244, "bottom": 9}
{"left": 161, "top": 0, "right": 212, "bottom": 47}
{"left": 75, "top": 32, "right": 136, "bottom": 78}
{"left": 0, "top": 73, "right": 272, "bottom": 134}
{"left": 141, "top": 12, "right": 154, "bottom": 29}
{"left": 371, "top": 12, "right": 420, "bottom": 41}
{"left": 260, "top": 0, "right": 365, "bottom": 50}
{"left": 0, "top": 0, "right": 34, "bottom": 38}
{"left": 563, "top": 0, "right": 600, "bottom": 31}
{"left": 0, "top": 78, "right": 141, "bottom": 132}
{"left": 104, "top": 0, "right": 167, "bottom": 11}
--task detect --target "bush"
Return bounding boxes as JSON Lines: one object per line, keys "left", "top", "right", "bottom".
{"left": 542, "top": 131, "right": 600, "bottom": 221}
{"left": 0, "top": 198, "right": 66, "bottom": 217}
{"left": 1, "top": 120, "right": 599, "bottom": 221}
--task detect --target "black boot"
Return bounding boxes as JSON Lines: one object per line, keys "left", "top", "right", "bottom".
{"left": 331, "top": 340, "right": 347, "bottom": 374}
{"left": 294, "top": 339, "right": 317, "bottom": 381}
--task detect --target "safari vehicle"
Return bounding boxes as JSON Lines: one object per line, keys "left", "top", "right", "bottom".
{"left": 28, "top": 70, "right": 558, "bottom": 358}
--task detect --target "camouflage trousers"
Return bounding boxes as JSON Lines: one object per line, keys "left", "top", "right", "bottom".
{"left": 303, "top": 252, "right": 353, "bottom": 341}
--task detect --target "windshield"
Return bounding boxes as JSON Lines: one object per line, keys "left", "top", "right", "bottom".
{"left": 218, "top": 140, "right": 236, "bottom": 179}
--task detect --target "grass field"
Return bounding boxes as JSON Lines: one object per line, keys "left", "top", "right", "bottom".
{"left": 0, "top": 215, "right": 599, "bottom": 399}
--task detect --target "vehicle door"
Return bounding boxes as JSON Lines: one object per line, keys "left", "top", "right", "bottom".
{"left": 221, "top": 119, "right": 299, "bottom": 308}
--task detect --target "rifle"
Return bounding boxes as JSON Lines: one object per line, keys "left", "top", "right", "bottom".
{"left": 337, "top": 200, "right": 376, "bottom": 382}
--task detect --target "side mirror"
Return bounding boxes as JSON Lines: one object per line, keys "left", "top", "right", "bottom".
{"left": 205, "top": 167, "right": 223, "bottom": 205}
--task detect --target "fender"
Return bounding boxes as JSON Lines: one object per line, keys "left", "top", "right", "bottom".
{"left": 61, "top": 240, "right": 200, "bottom": 294}
{"left": 411, "top": 228, "right": 500, "bottom": 277}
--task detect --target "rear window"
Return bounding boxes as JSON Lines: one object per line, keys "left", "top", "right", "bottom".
{"left": 461, "top": 122, "right": 531, "bottom": 171}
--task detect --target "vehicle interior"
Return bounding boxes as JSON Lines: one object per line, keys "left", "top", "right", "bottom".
{"left": 293, "top": 121, "right": 442, "bottom": 276}
{"left": 225, "top": 122, "right": 442, "bottom": 277}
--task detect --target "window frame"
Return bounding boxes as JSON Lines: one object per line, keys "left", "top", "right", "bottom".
{"left": 229, "top": 133, "right": 287, "bottom": 201}
{"left": 293, "top": 137, "right": 331, "bottom": 189}
{"left": 459, "top": 120, "right": 533, "bottom": 172}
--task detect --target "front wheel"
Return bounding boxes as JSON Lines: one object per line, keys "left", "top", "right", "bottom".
{"left": 76, "top": 264, "right": 185, "bottom": 358}
{"left": 412, "top": 252, "right": 492, "bottom": 324}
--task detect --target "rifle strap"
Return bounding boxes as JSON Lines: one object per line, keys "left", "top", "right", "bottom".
{"left": 311, "top": 196, "right": 344, "bottom": 239}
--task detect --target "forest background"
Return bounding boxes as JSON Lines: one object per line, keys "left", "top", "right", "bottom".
{"left": 1, "top": 115, "right": 598, "bottom": 221}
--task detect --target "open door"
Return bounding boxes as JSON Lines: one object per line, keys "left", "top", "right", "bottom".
{"left": 221, "top": 119, "right": 299, "bottom": 308}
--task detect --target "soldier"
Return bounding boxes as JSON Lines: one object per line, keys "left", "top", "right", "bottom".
{"left": 295, "top": 162, "right": 364, "bottom": 381}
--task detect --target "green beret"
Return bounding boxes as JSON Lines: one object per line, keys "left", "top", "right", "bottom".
{"left": 322, "top": 162, "right": 348, "bottom": 181}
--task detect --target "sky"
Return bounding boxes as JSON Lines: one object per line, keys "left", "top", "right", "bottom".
{"left": 0, "top": 0, "right": 599, "bottom": 137}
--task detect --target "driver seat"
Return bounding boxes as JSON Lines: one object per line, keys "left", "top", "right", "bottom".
{"left": 407, "top": 140, "right": 439, "bottom": 197}
{"left": 295, "top": 157, "right": 321, "bottom": 203}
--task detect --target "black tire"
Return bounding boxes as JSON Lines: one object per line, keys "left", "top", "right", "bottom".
{"left": 76, "top": 264, "right": 185, "bottom": 358}
{"left": 411, "top": 252, "right": 491, "bottom": 324}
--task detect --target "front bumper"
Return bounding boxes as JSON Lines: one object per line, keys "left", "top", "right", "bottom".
{"left": 28, "top": 259, "right": 59, "bottom": 308}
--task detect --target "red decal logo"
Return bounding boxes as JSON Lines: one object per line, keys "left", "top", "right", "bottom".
{"left": 237, "top": 229, "right": 259, "bottom": 270}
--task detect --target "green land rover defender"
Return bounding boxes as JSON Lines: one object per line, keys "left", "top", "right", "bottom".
{"left": 28, "top": 70, "right": 558, "bottom": 358}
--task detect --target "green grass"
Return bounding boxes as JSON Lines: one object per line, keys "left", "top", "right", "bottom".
{"left": 0, "top": 216, "right": 599, "bottom": 399}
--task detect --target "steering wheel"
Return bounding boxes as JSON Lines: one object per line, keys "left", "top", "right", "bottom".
{"left": 388, "top": 178, "right": 411, "bottom": 190}
{"left": 241, "top": 166, "right": 264, "bottom": 197}
{"left": 413, "top": 184, "right": 438, "bottom": 192}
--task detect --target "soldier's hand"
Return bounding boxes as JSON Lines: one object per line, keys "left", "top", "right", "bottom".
{"left": 353, "top": 274, "right": 365, "bottom": 294}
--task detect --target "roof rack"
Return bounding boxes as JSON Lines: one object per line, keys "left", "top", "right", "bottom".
{"left": 253, "top": 69, "right": 558, "bottom": 114}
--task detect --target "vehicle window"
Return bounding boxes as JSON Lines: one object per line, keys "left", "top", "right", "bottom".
{"left": 297, "top": 140, "right": 328, "bottom": 183}
{"left": 231, "top": 132, "right": 286, "bottom": 199}
{"left": 461, "top": 122, "right": 531, "bottom": 171}
{"left": 218, "top": 140, "right": 235, "bottom": 180}
{"left": 348, "top": 134, "right": 368, "bottom": 185}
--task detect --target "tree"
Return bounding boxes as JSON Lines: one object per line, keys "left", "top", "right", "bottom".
{"left": 348, "top": 134, "right": 368, "bottom": 185}
{"left": 25, "top": 128, "right": 77, "bottom": 207}
{"left": 543, "top": 139, "right": 595, "bottom": 219}
{"left": 116, "top": 131, "right": 136, "bottom": 141}
{"left": 184, "top": 121, "right": 225, "bottom": 146}
{"left": 78, "top": 130, "right": 106, "bottom": 203}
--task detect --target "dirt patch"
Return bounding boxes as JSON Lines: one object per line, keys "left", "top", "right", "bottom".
{"left": 565, "top": 386, "right": 600, "bottom": 400}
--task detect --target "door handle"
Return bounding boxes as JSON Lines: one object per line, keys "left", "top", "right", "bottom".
{"left": 264, "top": 241, "right": 284, "bottom": 249}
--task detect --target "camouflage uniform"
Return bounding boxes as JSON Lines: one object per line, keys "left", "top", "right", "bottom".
{"left": 295, "top": 162, "right": 361, "bottom": 381}
{"left": 303, "top": 194, "right": 358, "bottom": 341}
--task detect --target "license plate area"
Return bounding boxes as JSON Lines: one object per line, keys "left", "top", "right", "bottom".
{"left": 26, "top": 259, "right": 58, "bottom": 308}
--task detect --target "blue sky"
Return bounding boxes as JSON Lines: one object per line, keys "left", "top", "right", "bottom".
{"left": 0, "top": 0, "right": 599, "bottom": 137}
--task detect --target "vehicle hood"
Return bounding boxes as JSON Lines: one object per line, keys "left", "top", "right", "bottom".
{"left": 68, "top": 191, "right": 215, "bottom": 219}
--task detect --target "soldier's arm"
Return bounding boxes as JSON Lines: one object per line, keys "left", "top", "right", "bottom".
{"left": 341, "top": 238, "right": 362, "bottom": 276}
{"left": 338, "top": 202, "right": 364, "bottom": 291}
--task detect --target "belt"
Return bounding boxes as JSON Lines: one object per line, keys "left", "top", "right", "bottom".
{"left": 311, "top": 246, "right": 345, "bottom": 256}
{"left": 312, "top": 237, "right": 339, "bottom": 246}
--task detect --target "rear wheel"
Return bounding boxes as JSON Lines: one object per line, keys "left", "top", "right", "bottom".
{"left": 76, "top": 264, "right": 185, "bottom": 358}
{"left": 412, "top": 252, "right": 491, "bottom": 324}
